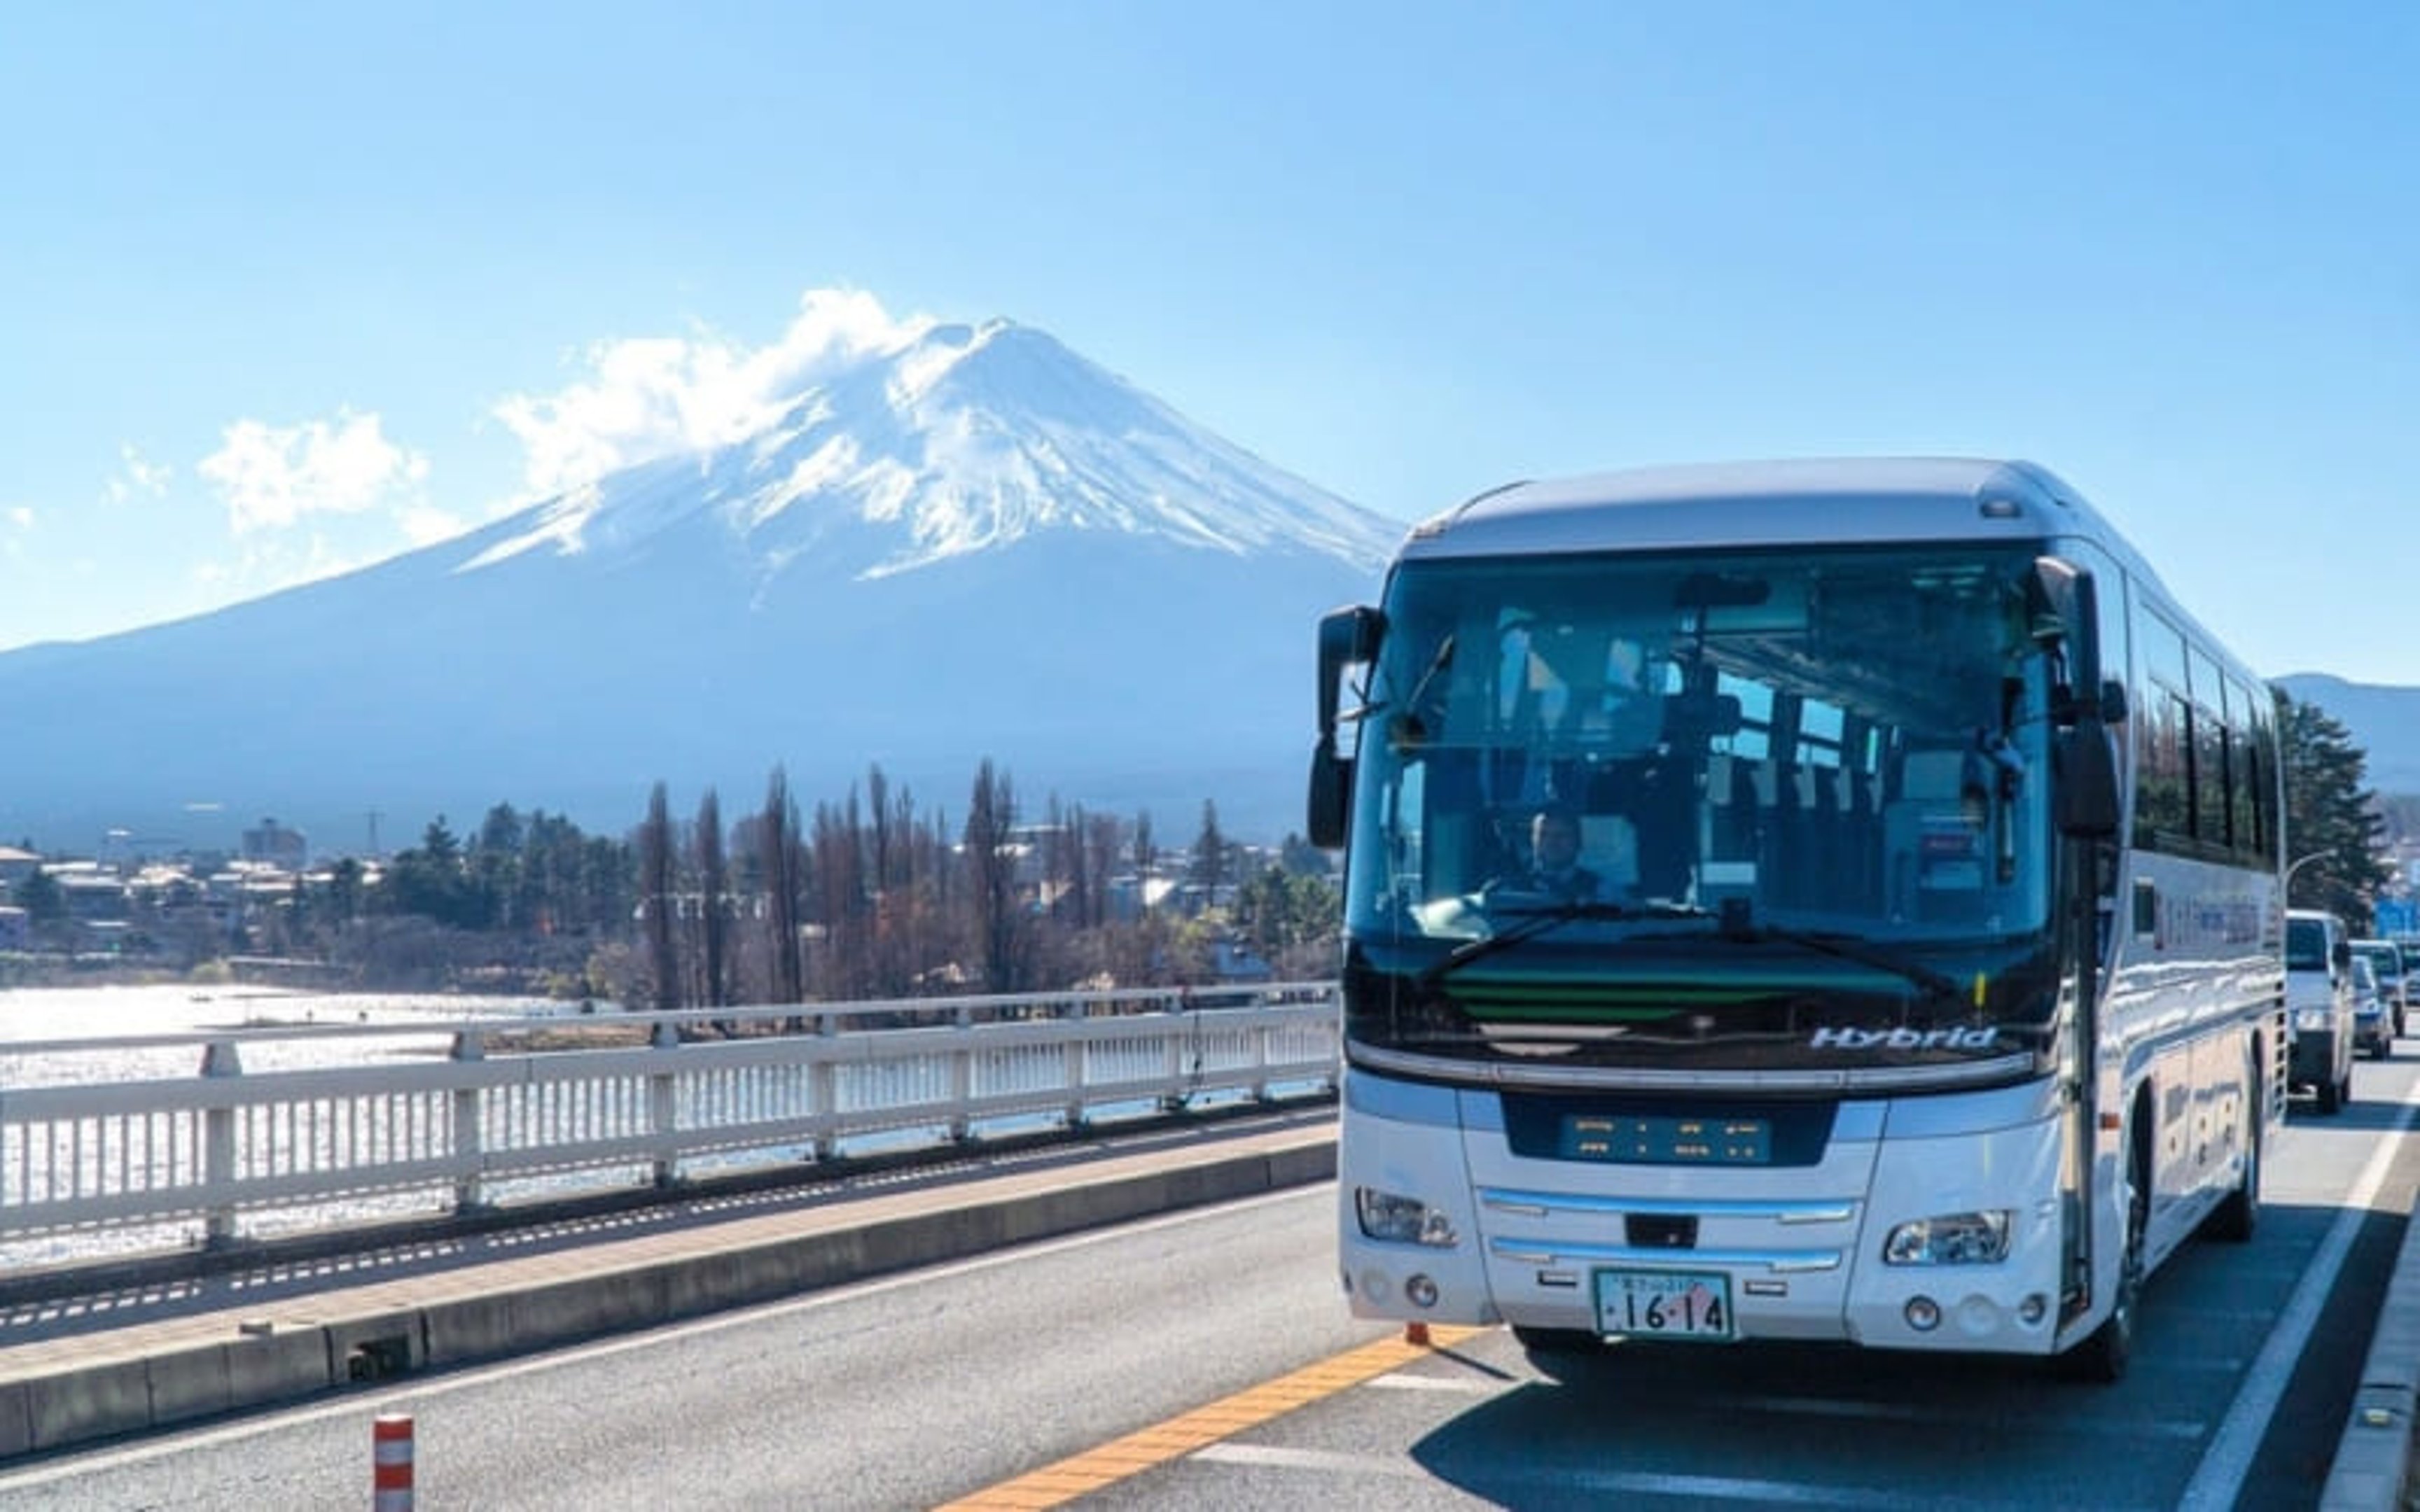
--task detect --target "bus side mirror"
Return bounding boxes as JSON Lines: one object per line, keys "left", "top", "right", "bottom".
{"left": 2031, "top": 556, "right": 2115, "bottom": 729}
{"left": 2057, "top": 720, "right": 2120, "bottom": 839}
{"left": 1309, "top": 605, "right": 1382, "bottom": 850}
{"left": 1308, "top": 740, "right": 1351, "bottom": 850}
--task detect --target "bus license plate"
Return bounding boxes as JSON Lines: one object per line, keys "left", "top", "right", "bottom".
{"left": 1593, "top": 1268, "right": 1734, "bottom": 1341}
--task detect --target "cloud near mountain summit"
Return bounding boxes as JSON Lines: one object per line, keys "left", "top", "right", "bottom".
{"left": 491, "top": 288, "right": 939, "bottom": 502}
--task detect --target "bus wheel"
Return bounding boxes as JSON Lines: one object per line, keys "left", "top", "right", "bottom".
{"left": 2206, "top": 1063, "right": 2260, "bottom": 1243}
{"left": 2062, "top": 1138, "right": 2146, "bottom": 1383}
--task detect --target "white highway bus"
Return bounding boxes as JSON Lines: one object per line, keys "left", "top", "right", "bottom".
{"left": 1309, "top": 458, "right": 2286, "bottom": 1380}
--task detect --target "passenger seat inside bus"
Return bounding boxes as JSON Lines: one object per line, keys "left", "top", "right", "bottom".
{"left": 1885, "top": 749, "right": 1989, "bottom": 923}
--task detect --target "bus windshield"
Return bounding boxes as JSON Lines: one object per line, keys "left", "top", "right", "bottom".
{"left": 1340, "top": 542, "right": 2060, "bottom": 1074}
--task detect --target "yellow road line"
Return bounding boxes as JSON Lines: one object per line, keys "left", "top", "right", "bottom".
{"left": 934, "top": 1324, "right": 1485, "bottom": 1510}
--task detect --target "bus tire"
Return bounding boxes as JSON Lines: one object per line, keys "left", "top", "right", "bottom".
{"left": 2206, "top": 1063, "right": 2260, "bottom": 1243}
{"left": 2061, "top": 1132, "right": 2147, "bottom": 1383}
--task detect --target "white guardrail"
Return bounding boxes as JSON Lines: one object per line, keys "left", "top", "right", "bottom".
{"left": 0, "top": 982, "right": 1342, "bottom": 1261}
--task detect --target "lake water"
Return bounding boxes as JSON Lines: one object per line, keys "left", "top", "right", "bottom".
{"left": 0, "top": 983, "right": 610, "bottom": 1268}
{"left": 0, "top": 983, "right": 579, "bottom": 1088}
{"left": 0, "top": 982, "right": 568, "bottom": 1041}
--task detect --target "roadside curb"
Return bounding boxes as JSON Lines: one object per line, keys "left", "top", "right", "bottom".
{"left": 0, "top": 1126, "right": 1339, "bottom": 1463}
{"left": 2322, "top": 1176, "right": 2420, "bottom": 1511}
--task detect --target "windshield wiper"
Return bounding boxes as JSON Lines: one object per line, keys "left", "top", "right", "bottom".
{"left": 1414, "top": 897, "right": 1971, "bottom": 1008}
{"left": 1415, "top": 899, "right": 1713, "bottom": 990}
{"left": 1715, "top": 916, "right": 1969, "bottom": 1006}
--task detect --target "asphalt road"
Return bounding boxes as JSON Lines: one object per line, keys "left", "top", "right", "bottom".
{"left": 4, "top": 1058, "right": 2414, "bottom": 1511}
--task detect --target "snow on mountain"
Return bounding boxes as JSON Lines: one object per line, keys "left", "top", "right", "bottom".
{"left": 0, "top": 316, "right": 1407, "bottom": 853}
{"left": 462, "top": 318, "right": 1397, "bottom": 584}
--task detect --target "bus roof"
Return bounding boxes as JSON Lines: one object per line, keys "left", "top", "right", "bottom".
{"left": 1389, "top": 456, "right": 2270, "bottom": 695}
{"left": 1402, "top": 457, "right": 2114, "bottom": 561}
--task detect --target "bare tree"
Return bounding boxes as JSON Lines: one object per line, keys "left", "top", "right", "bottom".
{"left": 694, "top": 788, "right": 731, "bottom": 1028}
{"left": 965, "top": 759, "right": 1027, "bottom": 992}
{"left": 812, "top": 790, "right": 872, "bottom": 1000}
{"left": 761, "top": 767, "right": 805, "bottom": 1011}
{"left": 639, "top": 781, "right": 679, "bottom": 1013}
{"left": 1084, "top": 810, "right": 1123, "bottom": 931}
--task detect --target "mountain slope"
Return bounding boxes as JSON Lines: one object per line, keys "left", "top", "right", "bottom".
{"left": 0, "top": 320, "right": 1402, "bottom": 853}
{"left": 2276, "top": 673, "right": 2420, "bottom": 795}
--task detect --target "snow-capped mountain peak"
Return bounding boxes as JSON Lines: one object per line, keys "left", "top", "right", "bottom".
{"left": 460, "top": 310, "right": 1400, "bottom": 583}
{"left": 0, "top": 303, "right": 1405, "bottom": 851}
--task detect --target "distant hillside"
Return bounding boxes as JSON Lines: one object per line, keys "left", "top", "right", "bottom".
{"left": 2275, "top": 673, "right": 2420, "bottom": 795}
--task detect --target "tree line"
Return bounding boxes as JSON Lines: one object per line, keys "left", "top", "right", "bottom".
{"left": 7, "top": 687, "right": 2402, "bottom": 990}
{"left": 338, "top": 685, "right": 2405, "bottom": 996}
{"left": 314, "top": 759, "right": 1340, "bottom": 1007}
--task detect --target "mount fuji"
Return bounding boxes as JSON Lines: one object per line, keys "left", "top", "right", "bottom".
{"left": 0, "top": 318, "right": 1405, "bottom": 855}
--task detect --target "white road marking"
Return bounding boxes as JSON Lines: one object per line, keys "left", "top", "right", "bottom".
{"left": 2178, "top": 1077, "right": 2420, "bottom": 1511}
{"left": 1365, "top": 1371, "right": 1501, "bottom": 1393}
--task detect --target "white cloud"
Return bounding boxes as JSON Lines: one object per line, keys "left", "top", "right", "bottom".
{"left": 492, "top": 287, "right": 933, "bottom": 500}
{"left": 197, "top": 410, "right": 431, "bottom": 535}
{"left": 104, "top": 444, "right": 173, "bottom": 505}
{"left": 399, "top": 505, "right": 469, "bottom": 546}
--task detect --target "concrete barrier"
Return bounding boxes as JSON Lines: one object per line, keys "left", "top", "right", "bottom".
{"left": 0, "top": 1126, "right": 1340, "bottom": 1462}
{"left": 2321, "top": 1196, "right": 2420, "bottom": 1510}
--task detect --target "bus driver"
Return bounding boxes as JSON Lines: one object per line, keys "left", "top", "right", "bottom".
{"left": 1512, "top": 806, "right": 1602, "bottom": 901}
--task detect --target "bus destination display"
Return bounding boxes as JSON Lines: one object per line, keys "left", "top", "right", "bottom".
{"left": 1560, "top": 1112, "right": 1772, "bottom": 1166}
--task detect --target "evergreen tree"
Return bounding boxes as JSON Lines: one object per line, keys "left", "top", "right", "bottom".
{"left": 14, "top": 864, "right": 66, "bottom": 927}
{"left": 1189, "top": 799, "right": 1229, "bottom": 904}
{"left": 324, "top": 856, "right": 365, "bottom": 925}
{"left": 2280, "top": 691, "right": 2394, "bottom": 927}
{"left": 382, "top": 817, "right": 480, "bottom": 927}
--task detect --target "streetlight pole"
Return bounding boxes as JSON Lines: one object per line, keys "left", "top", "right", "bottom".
{"left": 2285, "top": 851, "right": 2328, "bottom": 905}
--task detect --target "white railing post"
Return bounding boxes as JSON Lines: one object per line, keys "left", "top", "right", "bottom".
{"left": 200, "top": 1040, "right": 242, "bottom": 1247}
{"left": 1063, "top": 997, "right": 1087, "bottom": 1129}
{"left": 450, "top": 1030, "right": 487, "bottom": 1212}
{"left": 949, "top": 1003, "right": 975, "bottom": 1143}
{"left": 649, "top": 1020, "right": 681, "bottom": 1189}
{"left": 811, "top": 1010, "right": 839, "bottom": 1161}
{"left": 1252, "top": 999, "right": 1275, "bottom": 1102}
{"left": 1162, "top": 991, "right": 1188, "bottom": 1113}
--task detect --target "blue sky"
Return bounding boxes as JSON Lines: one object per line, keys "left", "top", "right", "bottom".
{"left": 4, "top": 3, "right": 2413, "bottom": 680}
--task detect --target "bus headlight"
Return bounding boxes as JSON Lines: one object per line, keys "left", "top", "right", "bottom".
{"left": 1884, "top": 1210, "right": 2012, "bottom": 1266}
{"left": 2294, "top": 1007, "right": 2337, "bottom": 1031}
{"left": 1355, "top": 1187, "right": 1460, "bottom": 1247}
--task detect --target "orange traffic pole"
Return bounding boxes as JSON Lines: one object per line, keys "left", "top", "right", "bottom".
{"left": 373, "top": 1413, "right": 414, "bottom": 1511}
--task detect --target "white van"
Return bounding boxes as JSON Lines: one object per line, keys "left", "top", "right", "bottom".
{"left": 2286, "top": 908, "right": 2354, "bottom": 1112}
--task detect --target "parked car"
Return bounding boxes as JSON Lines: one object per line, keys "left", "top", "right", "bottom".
{"left": 2352, "top": 954, "right": 2394, "bottom": 1060}
{"left": 2351, "top": 937, "right": 2409, "bottom": 1040}
{"left": 2286, "top": 907, "right": 2355, "bottom": 1113}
